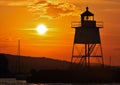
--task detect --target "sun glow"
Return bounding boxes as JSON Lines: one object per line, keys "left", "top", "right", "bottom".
{"left": 36, "top": 24, "right": 48, "bottom": 35}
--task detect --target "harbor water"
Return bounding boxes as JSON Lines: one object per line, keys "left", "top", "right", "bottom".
{"left": 0, "top": 78, "right": 119, "bottom": 85}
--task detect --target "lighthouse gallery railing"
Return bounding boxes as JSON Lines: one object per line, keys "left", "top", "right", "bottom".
{"left": 71, "top": 21, "right": 103, "bottom": 28}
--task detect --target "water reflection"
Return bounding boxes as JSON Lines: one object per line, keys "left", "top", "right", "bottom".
{"left": 29, "top": 83, "right": 120, "bottom": 85}
{"left": 0, "top": 79, "right": 119, "bottom": 85}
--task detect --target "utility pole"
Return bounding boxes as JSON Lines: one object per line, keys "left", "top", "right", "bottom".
{"left": 109, "top": 56, "right": 111, "bottom": 67}
{"left": 18, "top": 39, "right": 20, "bottom": 74}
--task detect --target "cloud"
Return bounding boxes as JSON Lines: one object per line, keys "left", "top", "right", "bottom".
{"left": 28, "top": 0, "right": 80, "bottom": 19}
{"left": 0, "top": 0, "right": 80, "bottom": 18}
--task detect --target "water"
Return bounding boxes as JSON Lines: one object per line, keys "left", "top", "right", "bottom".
{"left": 28, "top": 83, "right": 120, "bottom": 85}
{"left": 0, "top": 78, "right": 119, "bottom": 85}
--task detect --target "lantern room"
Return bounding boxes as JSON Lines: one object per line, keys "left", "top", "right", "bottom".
{"left": 81, "top": 7, "right": 94, "bottom": 21}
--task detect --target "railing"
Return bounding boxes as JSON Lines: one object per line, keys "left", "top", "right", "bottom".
{"left": 71, "top": 21, "right": 103, "bottom": 28}
{"left": 71, "top": 21, "right": 81, "bottom": 28}
{"left": 96, "top": 21, "right": 103, "bottom": 28}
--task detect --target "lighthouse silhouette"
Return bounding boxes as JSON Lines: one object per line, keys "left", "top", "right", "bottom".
{"left": 71, "top": 7, "right": 104, "bottom": 67}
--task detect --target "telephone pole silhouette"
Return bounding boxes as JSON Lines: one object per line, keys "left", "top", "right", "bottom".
{"left": 17, "top": 39, "right": 21, "bottom": 73}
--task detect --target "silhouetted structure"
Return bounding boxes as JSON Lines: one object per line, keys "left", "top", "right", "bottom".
{"left": 0, "top": 54, "right": 9, "bottom": 74}
{"left": 71, "top": 7, "right": 104, "bottom": 67}
{"left": 17, "top": 39, "right": 21, "bottom": 74}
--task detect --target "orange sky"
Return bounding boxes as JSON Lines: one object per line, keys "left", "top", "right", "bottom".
{"left": 0, "top": 0, "right": 120, "bottom": 66}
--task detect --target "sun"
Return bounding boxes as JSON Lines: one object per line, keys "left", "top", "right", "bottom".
{"left": 36, "top": 24, "right": 48, "bottom": 35}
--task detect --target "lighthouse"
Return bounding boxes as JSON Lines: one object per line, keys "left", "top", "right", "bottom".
{"left": 71, "top": 7, "right": 104, "bottom": 67}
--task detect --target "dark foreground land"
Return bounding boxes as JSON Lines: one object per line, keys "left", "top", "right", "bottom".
{"left": 0, "top": 53, "right": 120, "bottom": 83}
{"left": 27, "top": 67, "right": 120, "bottom": 83}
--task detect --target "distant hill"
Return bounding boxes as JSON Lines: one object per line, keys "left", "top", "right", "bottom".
{"left": 1, "top": 53, "right": 71, "bottom": 74}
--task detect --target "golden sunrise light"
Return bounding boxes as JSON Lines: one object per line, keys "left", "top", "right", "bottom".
{"left": 1, "top": 0, "right": 120, "bottom": 83}
{"left": 36, "top": 24, "right": 48, "bottom": 35}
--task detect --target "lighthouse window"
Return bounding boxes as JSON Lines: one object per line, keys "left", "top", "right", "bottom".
{"left": 84, "top": 16, "right": 93, "bottom": 21}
